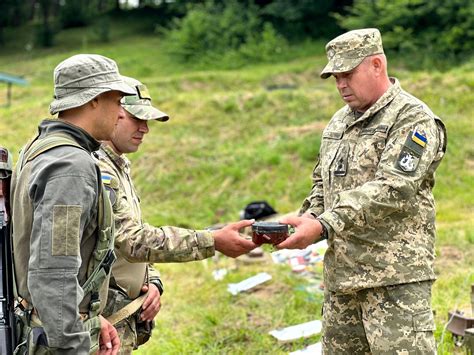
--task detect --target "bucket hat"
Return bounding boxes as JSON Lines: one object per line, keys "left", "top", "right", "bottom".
{"left": 50, "top": 54, "right": 135, "bottom": 114}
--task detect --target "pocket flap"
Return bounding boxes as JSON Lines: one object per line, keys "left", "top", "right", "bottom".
{"left": 413, "top": 309, "right": 436, "bottom": 332}
{"left": 323, "top": 131, "right": 344, "bottom": 140}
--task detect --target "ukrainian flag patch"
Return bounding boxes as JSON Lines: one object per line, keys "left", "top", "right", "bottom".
{"left": 411, "top": 128, "right": 427, "bottom": 147}
{"left": 101, "top": 174, "right": 112, "bottom": 185}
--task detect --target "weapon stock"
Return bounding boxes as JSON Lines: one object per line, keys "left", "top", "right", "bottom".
{"left": 0, "top": 147, "right": 15, "bottom": 354}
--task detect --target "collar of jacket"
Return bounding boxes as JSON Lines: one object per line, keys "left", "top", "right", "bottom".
{"left": 99, "top": 143, "right": 130, "bottom": 172}
{"left": 346, "top": 77, "right": 402, "bottom": 129}
{"left": 38, "top": 118, "right": 101, "bottom": 153}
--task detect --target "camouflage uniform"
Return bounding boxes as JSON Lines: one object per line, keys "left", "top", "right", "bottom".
{"left": 300, "top": 29, "right": 447, "bottom": 354}
{"left": 97, "top": 77, "right": 215, "bottom": 354}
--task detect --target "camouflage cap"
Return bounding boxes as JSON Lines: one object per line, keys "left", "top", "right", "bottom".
{"left": 320, "top": 28, "right": 384, "bottom": 79}
{"left": 120, "top": 76, "right": 169, "bottom": 122}
{"left": 49, "top": 54, "right": 135, "bottom": 115}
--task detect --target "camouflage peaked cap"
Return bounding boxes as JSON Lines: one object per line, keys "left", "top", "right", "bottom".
{"left": 320, "top": 28, "right": 384, "bottom": 79}
{"left": 50, "top": 54, "right": 135, "bottom": 115}
{"left": 120, "top": 76, "right": 169, "bottom": 121}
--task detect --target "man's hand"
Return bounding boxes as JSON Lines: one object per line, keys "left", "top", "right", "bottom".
{"left": 98, "top": 315, "right": 120, "bottom": 355}
{"left": 275, "top": 215, "right": 322, "bottom": 250}
{"left": 212, "top": 219, "right": 257, "bottom": 257}
{"left": 140, "top": 283, "right": 161, "bottom": 321}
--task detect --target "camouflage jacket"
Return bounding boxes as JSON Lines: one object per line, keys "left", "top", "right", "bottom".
{"left": 300, "top": 78, "right": 447, "bottom": 293}
{"left": 96, "top": 144, "right": 215, "bottom": 299}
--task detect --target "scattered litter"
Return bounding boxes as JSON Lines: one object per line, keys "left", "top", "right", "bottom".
{"left": 212, "top": 268, "right": 228, "bottom": 281}
{"left": 269, "top": 320, "right": 322, "bottom": 342}
{"left": 271, "top": 240, "right": 327, "bottom": 265}
{"left": 290, "top": 342, "right": 322, "bottom": 355}
{"left": 227, "top": 272, "right": 272, "bottom": 295}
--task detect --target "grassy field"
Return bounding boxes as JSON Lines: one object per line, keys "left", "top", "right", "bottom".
{"left": 0, "top": 23, "right": 473, "bottom": 354}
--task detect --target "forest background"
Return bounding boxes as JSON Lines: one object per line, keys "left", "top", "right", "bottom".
{"left": 0, "top": 0, "right": 473, "bottom": 353}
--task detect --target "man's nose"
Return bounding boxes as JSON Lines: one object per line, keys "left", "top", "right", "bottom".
{"left": 336, "top": 78, "right": 347, "bottom": 90}
{"left": 138, "top": 120, "right": 149, "bottom": 133}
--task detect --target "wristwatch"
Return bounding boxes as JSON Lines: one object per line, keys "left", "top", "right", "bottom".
{"left": 149, "top": 278, "right": 164, "bottom": 296}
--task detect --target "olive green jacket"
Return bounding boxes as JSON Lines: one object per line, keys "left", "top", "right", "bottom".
{"left": 11, "top": 119, "right": 107, "bottom": 353}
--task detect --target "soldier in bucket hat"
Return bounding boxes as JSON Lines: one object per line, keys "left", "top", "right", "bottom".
{"left": 11, "top": 54, "right": 135, "bottom": 354}
{"left": 96, "top": 76, "right": 257, "bottom": 353}
{"left": 275, "top": 29, "right": 447, "bottom": 353}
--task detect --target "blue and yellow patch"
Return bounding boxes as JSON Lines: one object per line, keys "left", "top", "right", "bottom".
{"left": 101, "top": 173, "right": 112, "bottom": 185}
{"left": 411, "top": 129, "right": 427, "bottom": 147}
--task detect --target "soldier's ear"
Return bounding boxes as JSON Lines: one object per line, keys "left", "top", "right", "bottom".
{"left": 90, "top": 96, "right": 99, "bottom": 109}
{"left": 371, "top": 56, "right": 383, "bottom": 75}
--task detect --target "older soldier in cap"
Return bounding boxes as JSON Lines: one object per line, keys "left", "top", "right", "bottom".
{"left": 11, "top": 54, "right": 135, "bottom": 354}
{"left": 277, "top": 28, "right": 447, "bottom": 353}
{"left": 96, "top": 76, "right": 256, "bottom": 354}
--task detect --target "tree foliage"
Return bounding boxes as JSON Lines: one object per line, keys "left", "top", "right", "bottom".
{"left": 258, "top": 0, "right": 352, "bottom": 40}
{"left": 161, "top": 1, "right": 288, "bottom": 67}
{"left": 334, "top": 0, "right": 474, "bottom": 62}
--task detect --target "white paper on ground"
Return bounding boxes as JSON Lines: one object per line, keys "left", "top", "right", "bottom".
{"left": 289, "top": 342, "right": 322, "bottom": 354}
{"left": 269, "top": 320, "right": 322, "bottom": 342}
{"left": 227, "top": 272, "right": 272, "bottom": 295}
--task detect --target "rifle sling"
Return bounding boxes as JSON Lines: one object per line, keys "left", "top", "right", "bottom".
{"left": 106, "top": 290, "right": 150, "bottom": 326}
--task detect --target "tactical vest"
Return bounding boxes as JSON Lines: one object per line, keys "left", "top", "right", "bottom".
{"left": 12, "top": 133, "right": 115, "bottom": 353}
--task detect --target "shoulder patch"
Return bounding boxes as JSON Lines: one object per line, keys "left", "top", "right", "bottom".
{"left": 411, "top": 127, "right": 427, "bottom": 147}
{"left": 101, "top": 173, "right": 119, "bottom": 189}
{"left": 396, "top": 129, "right": 425, "bottom": 173}
{"left": 101, "top": 173, "right": 112, "bottom": 185}
{"left": 104, "top": 185, "right": 117, "bottom": 206}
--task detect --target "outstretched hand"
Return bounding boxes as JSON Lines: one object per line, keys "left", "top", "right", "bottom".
{"left": 275, "top": 215, "right": 322, "bottom": 250}
{"left": 212, "top": 219, "right": 257, "bottom": 257}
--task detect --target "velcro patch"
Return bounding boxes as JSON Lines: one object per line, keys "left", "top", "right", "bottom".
{"left": 396, "top": 130, "right": 424, "bottom": 173}
{"left": 52, "top": 205, "right": 82, "bottom": 256}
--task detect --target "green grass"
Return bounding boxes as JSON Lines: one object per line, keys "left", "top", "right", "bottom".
{"left": 1, "top": 22, "right": 473, "bottom": 354}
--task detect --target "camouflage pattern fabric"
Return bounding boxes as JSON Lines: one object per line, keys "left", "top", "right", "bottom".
{"left": 320, "top": 28, "right": 384, "bottom": 79}
{"left": 323, "top": 281, "right": 436, "bottom": 354}
{"left": 300, "top": 78, "right": 446, "bottom": 353}
{"left": 96, "top": 144, "right": 215, "bottom": 350}
{"left": 97, "top": 144, "right": 215, "bottom": 267}
{"left": 102, "top": 288, "right": 137, "bottom": 355}
{"left": 120, "top": 76, "right": 169, "bottom": 122}
{"left": 300, "top": 78, "right": 446, "bottom": 294}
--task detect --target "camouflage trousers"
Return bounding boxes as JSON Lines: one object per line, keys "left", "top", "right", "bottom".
{"left": 103, "top": 288, "right": 154, "bottom": 355}
{"left": 322, "top": 281, "right": 436, "bottom": 354}
{"left": 115, "top": 317, "right": 137, "bottom": 355}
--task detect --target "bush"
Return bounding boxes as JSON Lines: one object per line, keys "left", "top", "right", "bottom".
{"left": 333, "top": 0, "right": 474, "bottom": 68}
{"left": 160, "top": 1, "right": 288, "bottom": 68}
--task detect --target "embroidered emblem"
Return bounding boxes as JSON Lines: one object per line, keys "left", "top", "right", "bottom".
{"left": 398, "top": 150, "right": 419, "bottom": 172}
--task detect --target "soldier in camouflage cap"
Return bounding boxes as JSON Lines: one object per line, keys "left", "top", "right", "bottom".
{"left": 96, "top": 76, "right": 257, "bottom": 354}
{"left": 276, "top": 28, "right": 447, "bottom": 353}
{"left": 320, "top": 28, "right": 384, "bottom": 79}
